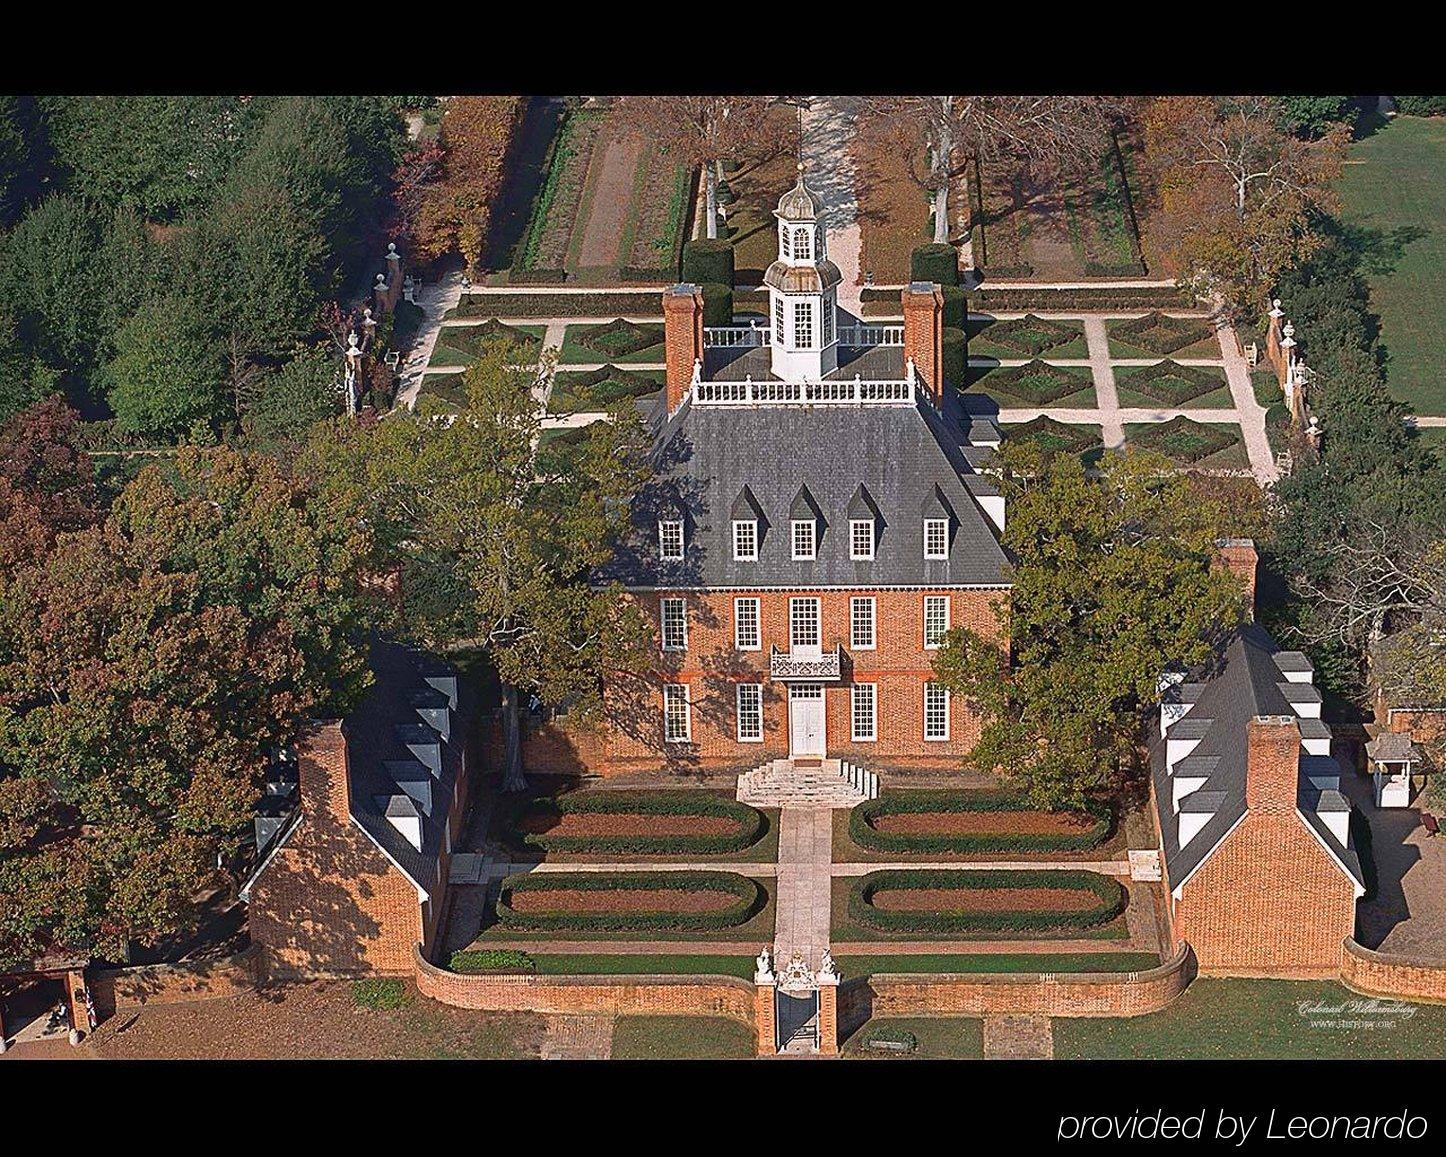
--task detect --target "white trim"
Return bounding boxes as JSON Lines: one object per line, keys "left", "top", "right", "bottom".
{"left": 850, "top": 596, "right": 876, "bottom": 650}
{"left": 350, "top": 815, "right": 430, "bottom": 902}
{"left": 660, "top": 596, "right": 688, "bottom": 652}
{"left": 732, "top": 519, "right": 758, "bottom": 562}
{"left": 851, "top": 682, "right": 877, "bottom": 742}
{"left": 663, "top": 683, "right": 691, "bottom": 743}
{"left": 791, "top": 519, "right": 817, "bottom": 560}
{"left": 616, "top": 583, "right": 1012, "bottom": 593}
{"left": 1169, "top": 810, "right": 1248, "bottom": 899}
{"left": 923, "top": 594, "right": 951, "bottom": 650}
{"left": 1295, "top": 808, "right": 1368, "bottom": 898}
{"left": 658, "top": 519, "right": 684, "bottom": 561}
{"left": 849, "top": 519, "right": 875, "bottom": 561}
{"left": 924, "top": 518, "right": 949, "bottom": 560}
{"left": 923, "top": 682, "right": 950, "bottom": 741}
{"left": 733, "top": 596, "right": 761, "bottom": 651}
{"left": 736, "top": 682, "right": 764, "bottom": 743}
{"left": 236, "top": 808, "right": 304, "bottom": 901}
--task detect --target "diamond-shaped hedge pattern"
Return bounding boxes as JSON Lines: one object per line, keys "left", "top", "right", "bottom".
{"left": 1131, "top": 416, "right": 1235, "bottom": 462}
{"left": 1119, "top": 360, "right": 1223, "bottom": 405}
{"left": 1112, "top": 311, "right": 1213, "bottom": 355}
{"left": 975, "top": 360, "right": 1090, "bottom": 405}
{"left": 982, "top": 314, "right": 1078, "bottom": 356}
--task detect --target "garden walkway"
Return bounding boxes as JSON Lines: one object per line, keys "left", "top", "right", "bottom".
{"left": 539, "top": 1015, "right": 614, "bottom": 1060}
{"left": 801, "top": 97, "right": 863, "bottom": 313}
{"left": 1218, "top": 325, "right": 1280, "bottom": 483}
{"left": 395, "top": 268, "right": 466, "bottom": 409}
{"left": 772, "top": 807, "right": 834, "bottom": 971}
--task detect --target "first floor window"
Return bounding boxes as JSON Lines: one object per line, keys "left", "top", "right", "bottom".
{"left": 663, "top": 684, "right": 691, "bottom": 742}
{"left": 924, "top": 595, "right": 950, "bottom": 649}
{"left": 659, "top": 519, "right": 683, "bottom": 560}
{"left": 789, "top": 597, "right": 820, "bottom": 649}
{"left": 850, "top": 597, "right": 875, "bottom": 649}
{"left": 736, "top": 683, "right": 763, "bottom": 742}
{"left": 733, "top": 519, "right": 758, "bottom": 561}
{"left": 924, "top": 682, "right": 950, "bottom": 741}
{"left": 851, "top": 683, "right": 876, "bottom": 742}
{"left": 793, "top": 301, "right": 814, "bottom": 349}
{"left": 734, "top": 597, "right": 761, "bottom": 650}
{"left": 661, "top": 597, "right": 687, "bottom": 651}
{"left": 924, "top": 518, "right": 949, "bottom": 559}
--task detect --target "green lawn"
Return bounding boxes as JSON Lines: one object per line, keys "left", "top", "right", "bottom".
{"left": 611, "top": 1015, "right": 755, "bottom": 1059}
{"left": 1337, "top": 116, "right": 1446, "bottom": 414}
{"left": 559, "top": 321, "right": 666, "bottom": 365}
{"left": 842, "top": 1016, "right": 984, "bottom": 1059}
{"left": 837, "top": 952, "right": 1159, "bottom": 974}
{"left": 1124, "top": 420, "right": 1250, "bottom": 470}
{"left": 1055, "top": 978, "right": 1446, "bottom": 1059}
{"left": 529, "top": 954, "right": 755, "bottom": 978}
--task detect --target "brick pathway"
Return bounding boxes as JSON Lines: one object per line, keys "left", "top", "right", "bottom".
{"left": 983, "top": 1014, "right": 1054, "bottom": 1059}
{"left": 773, "top": 807, "right": 834, "bottom": 970}
{"left": 540, "top": 1014, "right": 614, "bottom": 1060}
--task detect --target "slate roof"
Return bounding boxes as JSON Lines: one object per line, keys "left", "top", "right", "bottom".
{"left": 1151, "top": 623, "right": 1364, "bottom": 892}
{"left": 600, "top": 388, "right": 1011, "bottom": 589}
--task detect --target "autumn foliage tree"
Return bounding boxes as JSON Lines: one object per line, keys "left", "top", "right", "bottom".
{"left": 413, "top": 97, "right": 522, "bottom": 273}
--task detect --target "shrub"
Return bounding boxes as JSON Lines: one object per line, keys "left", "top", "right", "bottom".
{"left": 911, "top": 243, "right": 959, "bottom": 287}
{"left": 980, "top": 314, "right": 1079, "bottom": 356}
{"left": 1112, "top": 311, "right": 1214, "bottom": 355}
{"left": 850, "top": 790, "right": 1113, "bottom": 854}
{"left": 863, "top": 1025, "right": 918, "bottom": 1053}
{"left": 682, "top": 239, "right": 735, "bottom": 288}
{"left": 849, "top": 869, "right": 1126, "bottom": 934}
{"left": 1131, "top": 416, "right": 1235, "bottom": 463}
{"left": 1116, "top": 360, "right": 1224, "bottom": 406}
{"left": 450, "top": 292, "right": 663, "bottom": 320}
{"left": 512, "top": 790, "right": 764, "bottom": 854}
{"left": 964, "top": 285, "right": 1196, "bottom": 313}
{"left": 1006, "top": 417, "right": 1100, "bottom": 458}
{"left": 442, "top": 318, "right": 541, "bottom": 358}
{"left": 575, "top": 319, "right": 662, "bottom": 358}
{"left": 449, "top": 948, "right": 537, "bottom": 974}
{"left": 413, "top": 96, "right": 523, "bottom": 270}
{"left": 975, "top": 360, "right": 1089, "bottom": 405}
{"left": 942, "top": 326, "right": 967, "bottom": 387}
{"left": 940, "top": 284, "right": 967, "bottom": 330}
{"left": 496, "top": 870, "right": 765, "bottom": 932}
{"left": 701, "top": 282, "right": 733, "bottom": 327}
{"left": 352, "top": 978, "right": 409, "bottom": 1010}
{"left": 549, "top": 365, "right": 663, "bottom": 412}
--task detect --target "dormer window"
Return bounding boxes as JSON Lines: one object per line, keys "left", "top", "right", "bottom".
{"left": 733, "top": 519, "right": 758, "bottom": 561}
{"left": 850, "top": 519, "right": 875, "bottom": 560}
{"left": 924, "top": 518, "right": 949, "bottom": 560}
{"left": 659, "top": 519, "right": 684, "bottom": 561}
{"left": 792, "top": 226, "right": 812, "bottom": 261}
{"left": 792, "top": 519, "right": 816, "bottom": 560}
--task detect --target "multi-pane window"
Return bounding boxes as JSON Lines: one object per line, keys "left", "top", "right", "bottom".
{"left": 658, "top": 520, "right": 683, "bottom": 561}
{"left": 663, "top": 684, "right": 691, "bottom": 743}
{"left": 791, "top": 519, "right": 816, "bottom": 560}
{"left": 924, "top": 595, "right": 950, "bottom": 649}
{"left": 780, "top": 224, "right": 792, "bottom": 260}
{"left": 850, "top": 597, "right": 876, "bottom": 650}
{"left": 789, "top": 597, "right": 820, "bottom": 649}
{"left": 733, "top": 520, "right": 758, "bottom": 561}
{"left": 924, "top": 518, "right": 949, "bottom": 559}
{"left": 851, "top": 683, "right": 877, "bottom": 742}
{"left": 774, "top": 297, "right": 785, "bottom": 344}
{"left": 850, "top": 519, "right": 874, "bottom": 560}
{"left": 734, "top": 597, "right": 761, "bottom": 650}
{"left": 660, "top": 597, "right": 687, "bottom": 651}
{"left": 822, "top": 294, "right": 835, "bottom": 345}
{"left": 793, "top": 226, "right": 812, "bottom": 261}
{"left": 793, "top": 301, "right": 814, "bottom": 349}
{"left": 924, "top": 682, "right": 950, "bottom": 741}
{"left": 736, "top": 683, "right": 763, "bottom": 742}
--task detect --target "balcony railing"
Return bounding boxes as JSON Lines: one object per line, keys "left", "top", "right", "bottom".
{"left": 837, "top": 324, "right": 904, "bottom": 347}
{"left": 769, "top": 645, "right": 843, "bottom": 681}
{"left": 693, "top": 368, "right": 917, "bottom": 408}
{"left": 702, "top": 325, "right": 770, "bottom": 348}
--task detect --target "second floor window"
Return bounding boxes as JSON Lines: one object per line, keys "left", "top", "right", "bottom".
{"left": 660, "top": 597, "right": 687, "bottom": 651}
{"left": 850, "top": 597, "right": 875, "bottom": 649}
{"left": 792, "top": 519, "right": 816, "bottom": 560}
{"left": 733, "top": 520, "right": 758, "bottom": 561}
{"left": 659, "top": 520, "right": 683, "bottom": 560}
{"left": 793, "top": 301, "right": 814, "bottom": 349}
{"left": 789, "top": 597, "right": 820, "bottom": 649}
{"left": 924, "top": 518, "right": 949, "bottom": 560}
{"left": 850, "top": 519, "right": 874, "bottom": 560}
{"left": 924, "top": 596, "right": 950, "bottom": 649}
{"left": 734, "top": 597, "right": 761, "bottom": 650}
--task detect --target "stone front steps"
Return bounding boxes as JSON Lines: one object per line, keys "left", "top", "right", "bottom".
{"left": 736, "top": 757, "right": 878, "bottom": 808}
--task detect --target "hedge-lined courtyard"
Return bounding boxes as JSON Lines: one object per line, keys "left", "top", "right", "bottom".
{"left": 850, "top": 790, "right": 1112, "bottom": 855}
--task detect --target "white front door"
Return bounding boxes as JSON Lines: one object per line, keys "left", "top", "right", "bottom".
{"left": 789, "top": 684, "right": 826, "bottom": 756}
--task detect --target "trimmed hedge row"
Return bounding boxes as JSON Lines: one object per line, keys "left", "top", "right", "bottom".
{"left": 911, "top": 243, "right": 960, "bottom": 287}
{"left": 683, "top": 239, "right": 735, "bottom": 288}
{"left": 516, "top": 790, "right": 764, "bottom": 854}
{"left": 449, "top": 292, "right": 664, "bottom": 320}
{"left": 1111, "top": 311, "right": 1214, "bottom": 355}
{"left": 1116, "top": 360, "right": 1225, "bottom": 406}
{"left": 496, "top": 870, "right": 765, "bottom": 932}
{"left": 850, "top": 790, "right": 1112, "bottom": 854}
{"left": 449, "top": 948, "right": 537, "bottom": 974}
{"left": 978, "top": 314, "right": 1081, "bottom": 356}
{"left": 849, "top": 869, "right": 1126, "bottom": 934}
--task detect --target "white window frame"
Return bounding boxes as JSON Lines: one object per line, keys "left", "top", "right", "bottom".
{"left": 793, "top": 301, "right": 814, "bottom": 349}
{"left": 924, "top": 518, "right": 949, "bottom": 560}
{"left": 660, "top": 596, "right": 688, "bottom": 652}
{"left": 734, "top": 597, "right": 761, "bottom": 651}
{"left": 736, "top": 683, "right": 763, "bottom": 743}
{"left": 923, "top": 682, "right": 950, "bottom": 741}
{"left": 924, "top": 595, "right": 951, "bottom": 650}
{"left": 822, "top": 291, "right": 835, "bottom": 345}
{"left": 850, "top": 597, "right": 876, "bottom": 650}
{"left": 663, "top": 683, "right": 691, "bottom": 743}
{"left": 793, "top": 226, "right": 812, "bottom": 261}
{"left": 658, "top": 519, "right": 684, "bottom": 561}
{"left": 849, "top": 519, "right": 874, "bottom": 560}
{"left": 774, "top": 297, "right": 785, "bottom": 344}
{"left": 789, "top": 597, "right": 820, "bottom": 650}
{"left": 780, "top": 224, "right": 792, "bottom": 261}
{"left": 732, "top": 519, "right": 758, "bottom": 562}
{"left": 851, "top": 683, "right": 877, "bottom": 743}
{"left": 791, "top": 519, "right": 816, "bottom": 561}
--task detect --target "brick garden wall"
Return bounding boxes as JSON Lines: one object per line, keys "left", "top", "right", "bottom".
{"left": 835, "top": 944, "right": 1196, "bottom": 1035}
{"left": 1340, "top": 938, "right": 1446, "bottom": 1005}
{"left": 90, "top": 945, "right": 262, "bottom": 1015}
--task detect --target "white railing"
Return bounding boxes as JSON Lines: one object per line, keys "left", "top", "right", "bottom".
{"left": 837, "top": 324, "right": 904, "bottom": 347}
{"left": 703, "top": 325, "right": 771, "bottom": 348}
{"left": 693, "top": 374, "right": 916, "bottom": 407}
{"left": 769, "top": 645, "right": 843, "bottom": 681}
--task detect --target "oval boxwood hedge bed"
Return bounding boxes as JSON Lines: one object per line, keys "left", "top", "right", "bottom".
{"left": 850, "top": 790, "right": 1112, "bottom": 854}
{"left": 515, "top": 791, "right": 765, "bottom": 855}
{"left": 495, "top": 870, "right": 765, "bottom": 933}
{"left": 849, "top": 869, "right": 1126, "bottom": 935}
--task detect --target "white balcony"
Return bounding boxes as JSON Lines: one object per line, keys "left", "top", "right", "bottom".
{"left": 703, "top": 325, "right": 770, "bottom": 348}
{"left": 769, "top": 645, "right": 842, "bottom": 681}
{"left": 693, "top": 367, "right": 917, "bottom": 408}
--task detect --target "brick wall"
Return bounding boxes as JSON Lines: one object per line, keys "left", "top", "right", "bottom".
{"left": 836, "top": 944, "right": 1196, "bottom": 1033}
{"left": 663, "top": 284, "right": 704, "bottom": 414}
{"left": 90, "top": 946, "right": 262, "bottom": 1015}
{"left": 247, "top": 721, "right": 424, "bottom": 978}
{"left": 1340, "top": 937, "right": 1446, "bottom": 1005}
{"left": 594, "top": 586, "right": 1007, "bottom": 774}
{"left": 1215, "top": 539, "right": 1258, "bottom": 621}
{"left": 902, "top": 284, "right": 944, "bottom": 406}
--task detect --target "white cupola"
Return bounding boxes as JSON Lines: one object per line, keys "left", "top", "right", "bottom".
{"left": 765, "top": 166, "right": 842, "bottom": 380}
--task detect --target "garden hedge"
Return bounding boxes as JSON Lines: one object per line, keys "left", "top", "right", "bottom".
{"left": 940, "top": 284, "right": 967, "bottom": 330}
{"left": 514, "top": 790, "right": 764, "bottom": 855}
{"left": 683, "top": 239, "right": 735, "bottom": 288}
{"left": 911, "top": 243, "right": 959, "bottom": 287}
{"left": 449, "top": 948, "right": 537, "bottom": 974}
{"left": 850, "top": 790, "right": 1112, "bottom": 854}
{"left": 1116, "top": 360, "right": 1224, "bottom": 406}
{"left": 942, "top": 326, "right": 967, "bottom": 387}
{"left": 979, "top": 314, "right": 1080, "bottom": 357}
{"left": 975, "top": 360, "right": 1089, "bottom": 405}
{"left": 849, "top": 869, "right": 1126, "bottom": 934}
{"left": 450, "top": 292, "right": 664, "bottom": 320}
{"left": 1111, "top": 311, "right": 1214, "bottom": 356}
{"left": 496, "top": 870, "right": 765, "bottom": 932}
{"left": 701, "top": 282, "right": 733, "bottom": 327}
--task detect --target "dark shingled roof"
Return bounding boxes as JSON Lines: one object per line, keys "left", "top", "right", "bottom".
{"left": 1152, "top": 624, "right": 1364, "bottom": 892}
{"left": 599, "top": 390, "right": 1011, "bottom": 589}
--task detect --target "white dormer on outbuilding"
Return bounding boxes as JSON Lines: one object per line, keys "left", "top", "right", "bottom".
{"left": 766, "top": 166, "right": 842, "bottom": 381}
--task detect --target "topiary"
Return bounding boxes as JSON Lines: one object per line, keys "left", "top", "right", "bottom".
{"left": 942, "top": 326, "right": 967, "bottom": 388}
{"left": 940, "top": 284, "right": 967, "bottom": 330}
{"left": 911, "top": 243, "right": 959, "bottom": 287}
{"left": 701, "top": 282, "right": 733, "bottom": 328}
{"left": 682, "top": 239, "right": 735, "bottom": 288}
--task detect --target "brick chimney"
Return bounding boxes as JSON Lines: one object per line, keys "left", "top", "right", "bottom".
{"left": 902, "top": 282, "right": 945, "bottom": 408}
{"left": 663, "top": 283, "right": 704, "bottom": 414}
{"left": 1245, "top": 715, "right": 1301, "bottom": 813}
{"left": 1216, "top": 538, "right": 1258, "bottom": 621}
{"left": 295, "top": 720, "right": 351, "bottom": 825}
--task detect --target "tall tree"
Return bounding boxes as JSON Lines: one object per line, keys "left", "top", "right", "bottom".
{"left": 306, "top": 337, "right": 652, "bottom": 790}
{"left": 931, "top": 447, "right": 1245, "bottom": 809}
{"left": 413, "top": 97, "right": 520, "bottom": 272}
{"left": 618, "top": 96, "right": 778, "bottom": 241}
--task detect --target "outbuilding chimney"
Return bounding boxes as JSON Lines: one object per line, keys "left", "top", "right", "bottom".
{"left": 1245, "top": 715, "right": 1302, "bottom": 813}
{"left": 902, "top": 282, "right": 945, "bottom": 408}
{"left": 663, "top": 283, "right": 705, "bottom": 415}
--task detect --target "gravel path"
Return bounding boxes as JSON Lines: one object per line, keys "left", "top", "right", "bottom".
{"left": 574, "top": 131, "right": 643, "bottom": 268}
